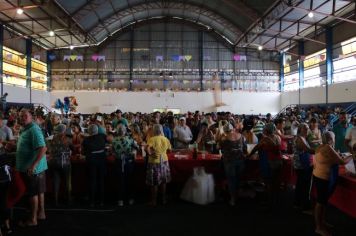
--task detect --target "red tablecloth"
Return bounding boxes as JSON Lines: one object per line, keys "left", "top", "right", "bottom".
{"left": 56, "top": 152, "right": 295, "bottom": 196}
{"left": 327, "top": 167, "right": 356, "bottom": 218}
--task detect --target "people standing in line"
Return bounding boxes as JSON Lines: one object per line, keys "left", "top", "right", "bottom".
{"left": 71, "top": 123, "right": 83, "bottom": 157}
{"left": 293, "top": 123, "right": 315, "bottom": 213}
{"left": 48, "top": 124, "right": 72, "bottom": 206}
{"left": 146, "top": 124, "right": 172, "bottom": 206}
{"left": 16, "top": 109, "right": 47, "bottom": 226}
{"left": 275, "top": 118, "right": 294, "bottom": 154}
{"left": 219, "top": 123, "right": 247, "bottom": 206}
{"left": 345, "top": 115, "right": 356, "bottom": 154}
{"left": 330, "top": 112, "right": 352, "bottom": 193}
{"left": 248, "top": 123, "right": 283, "bottom": 205}
{"left": 173, "top": 117, "right": 192, "bottom": 149}
{"left": 112, "top": 125, "right": 138, "bottom": 207}
{"left": 333, "top": 112, "right": 352, "bottom": 153}
{"left": 252, "top": 116, "right": 265, "bottom": 141}
{"left": 313, "top": 131, "right": 352, "bottom": 236}
{"left": 82, "top": 124, "right": 107, "bottom": 207}
{"left": 308, "top": 117, "right": 322, "bottom": 150}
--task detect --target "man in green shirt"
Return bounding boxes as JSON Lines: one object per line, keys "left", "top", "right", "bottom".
{"left": 112, "top": 109, "right": 128, "bottom": 129}
{"left": 16, "top": 109, "right": 47, "bottom": 226}
{"left": 333, "top": 112, "right": 352, "bottom": 153}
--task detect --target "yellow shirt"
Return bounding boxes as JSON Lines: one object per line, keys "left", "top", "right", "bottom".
{"left": 147, "top": 135, "right": 171, "bottom": 164}
{"left": 313, "top": 144, "right": 343, "bottom": 180}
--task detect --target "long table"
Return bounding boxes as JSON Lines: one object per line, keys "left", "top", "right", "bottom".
{"left": 327, "top": 167, "right": 356, "bottom": 218}
{"left": 64, "top": 152, "right": 296, "bottom": 196}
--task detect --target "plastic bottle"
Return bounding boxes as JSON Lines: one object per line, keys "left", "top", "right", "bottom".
{"left": 193, "top": 142, "right": 198, "bottom": 160}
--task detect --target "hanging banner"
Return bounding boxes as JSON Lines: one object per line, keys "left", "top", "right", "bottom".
{"left": 203, "top": 55, "right": 211, "bottom": 60}
{"left": 178, "top": 55, "right": 185, "bottom": 61}
{"left": 77, "top": 55, "right": 83, "bottom": 61}
{"left": 63, "top": 55, "right": 70, "bottom": 61}
{"left": 233, "top": 55, "right": 240, "bottom": 61}
{"left": 33, "top": 54, "right": 41, "bottom": 60}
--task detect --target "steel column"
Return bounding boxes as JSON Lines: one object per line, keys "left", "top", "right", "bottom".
{"left": 129, "top": 28, "right": 134, "bottom": 91}
{"left": 199, "top": 30, "right": 204, "bottom": 91}
{"left": 298, "top": 41, "right": 304, "bottom": 105}
{"left": 0, "top": 25, "right": 3, "bottom": 97}
{"left": 325, "top": 27, "right": 333, "bottom": 105}
{"left": 26, "top": 38, "right": 32, "bottom": 104}
{"left": 279, "top": 52, "right": 285, "bottom": 92}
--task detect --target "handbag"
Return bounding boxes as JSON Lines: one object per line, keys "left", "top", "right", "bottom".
{"left": 51, "top": 151, "right": 71, "bottom": 168}
{"left": 0, "top": 164, "right": 11, "bottom": 183}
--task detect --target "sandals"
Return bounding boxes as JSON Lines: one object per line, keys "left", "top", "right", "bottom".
{"left": 18, "top": 220, "right": 38, "bottom": 228}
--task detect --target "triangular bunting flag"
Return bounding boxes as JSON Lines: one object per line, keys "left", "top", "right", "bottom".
{"left": 91, "top": 55, "right": 99, "bottom": 61}
{"left": 172, "top": 55, "right": 180, "bottom": 61}
{"left": 76, "top": 55, "right": 83, "bottom": 61}
{"left": 70, "top": 55, "right": 77, "bottom": 61}
{"left": 156, "top": 55, "right": 163, "bottom": 62}
{"left": 240, "top": 55, "right": 247, "bottom": 61}
{"left": 185, "top": 55, "right": 192, "bottom": 61}
{"left": 48, "top": 54, "right": 56, "bottom": 61}
{"left": 34, "top": 54, "right": 41, "bottom": 60}
{"left": 233, "top": 55, "right": 240, "bottom": 61}
{"left": 63, "top": 55, "right": 70, "bottom": 61}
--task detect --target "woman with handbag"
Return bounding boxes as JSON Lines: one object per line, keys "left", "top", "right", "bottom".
{"left": 146, "top": 124, "right": 172, "bottom": 206}
{"left": 48, "top": 124, "right": 72, "bottom": 206}
{"left": 219, "top": 123, "right": 247, "bottom": 206}
{"left": 293, "top": 123, "right": 315, "bottom": 213}
{"left": 248, "top": 123, "right": 283, "bottom": 205}
{"left": 112, "top": 125, "right": 138, "bottom": 207}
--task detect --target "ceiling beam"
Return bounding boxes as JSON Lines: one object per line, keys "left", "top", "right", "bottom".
{"left": 4, "top": 0, "right": 71, "bottom": 47}
{"left": 96, "top": 17, "right": 235, "bottom": 52}
{"left": 82, "top": 0, "right": 246, "bottom": 34}
{"left": 69, "top": 0, "right": 95, "bottom": 17}
{"left": 221, "top": 0, "right": 260, "bottom": 22}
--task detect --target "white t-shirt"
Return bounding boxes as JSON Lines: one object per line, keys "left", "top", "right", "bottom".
{"left": 345, "top": 126, "right": 356, "bottom": 149}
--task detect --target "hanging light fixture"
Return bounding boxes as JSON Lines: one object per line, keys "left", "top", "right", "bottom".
{"left": 16, "top": 8, "right": 24, "bottom": 15}
{"left": 308, "top": 11, "right": 314, "bottom": 18}
{"left": 49, "top": 30, "right": 55, "bottom": 37}
{"left": 258, "top": 45, "right": 263, "bottom": 51}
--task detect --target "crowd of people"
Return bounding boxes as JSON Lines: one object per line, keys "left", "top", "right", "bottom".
{"left": 0, "top": 104, "right": 355, "bottom": 236}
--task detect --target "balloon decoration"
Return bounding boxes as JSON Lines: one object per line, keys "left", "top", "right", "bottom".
{"left": 52, "top": 96, "right": 79, "bottom": 114}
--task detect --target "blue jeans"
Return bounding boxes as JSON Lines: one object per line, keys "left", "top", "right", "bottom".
{"left": 223, "top": 159, "right": 245, "bottom": 194}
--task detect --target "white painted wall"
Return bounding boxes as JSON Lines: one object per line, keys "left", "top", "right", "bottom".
{"left": 50, "top": 90, "right": 281, "bottom": 115}
{"left": 281, "top": 80, "right": 356, "bottom": 108}
{"left": 3, "top": 84, "right": 51, "bottom": 108}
